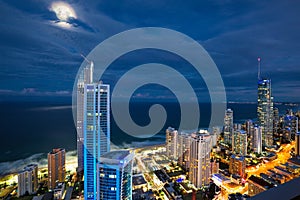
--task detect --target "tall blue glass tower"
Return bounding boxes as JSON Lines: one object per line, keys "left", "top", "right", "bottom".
{"left": 257, "top": 79, "right": 273, "bottom": 147}
{"left": 97, "top": 150, "right": 134, "bottom": 200}
{"left": 83, "top": 82, "right": 110, "bottom": 200}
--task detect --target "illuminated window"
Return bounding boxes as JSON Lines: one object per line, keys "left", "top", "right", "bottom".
{"left": 109, "top": 174, "right": 116, "bottom": 178}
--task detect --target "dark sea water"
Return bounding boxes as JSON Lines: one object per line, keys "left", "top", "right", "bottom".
{"left": 0, "top": 101, "right": 299, "bottom": 163}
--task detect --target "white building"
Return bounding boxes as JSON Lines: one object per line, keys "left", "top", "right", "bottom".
{"left": 76, "top": 60, "right": 94, "bottom": 173}
{"left": 166, "top": 127, "right": 178, "bottom": 160}
{"left": 211, "top": 127, "right": 220, "bottom": 147}
{"left": 18, "top": 164, "right": 38, "bottom": 197}
{"left": 177, "top": 131, "right": 192, "bottom": 169}
{"left": 253, "top": 126, "right": 262, "bottom": 154}
{"left": 189, "top": 131, "right": 212, "bottom": 188}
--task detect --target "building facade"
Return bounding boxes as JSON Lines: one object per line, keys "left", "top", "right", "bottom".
{"left": 84, "top": 82, "right": 110, "bottom": 200}
{"left": 229, "top": 154, "right": 246, "bottom": 178}
{"left": 295, "top": 132, "right": 300, "bottom": 157}
{"left": 48, "top": 148, "right": 65, "bottom": 190}
{"left": 223, "top": 109, "right": 233, "bottom": 146}
{"left": 18, "top": 164, "right": 38, "bottom": 197}
{"left": 189, "top": 131, "right": 212, "bottom": 188}
{"left": 76, "top": 61, "right": 94, "bottom": 173}
{"left": 232, "top": 130, "right": 247, "bottom": 156}
{"left": 248, "top": 175, "right": 274, "bottom": 196}
{"left": 257, "top": 79, "right": 274, "bottom": 147}
{"left": 97, "top": 150, "right": 134, "bottom": 200}
{"left": 166, "top": 127, "right": 178, "bottom": 161}
{"left": 177, "top": 131, "right": 191, "bottom": 169}
{"left": 283, "top": 113, "right": 298, "bottom": 141}
{"left": 252, "top": 126, "right": 262, "bottom": 154}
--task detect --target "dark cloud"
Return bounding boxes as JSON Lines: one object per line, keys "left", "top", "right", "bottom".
{"left": 0, "top": 0, "right": 300, "bottom": 102}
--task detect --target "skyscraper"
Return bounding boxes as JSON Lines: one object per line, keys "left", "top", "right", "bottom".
{"left": 257, "top": 78, "right": 274, "bottom": 147}
{"left": 295, "top": 132, "right": 300, "bottom": 157}
{"left": 97, "top": 150, "right": 134, "bottom": 200}
{"left": 166, "top": 127, "right": 178, "bottom": 161}
{"left": 224, "top": 109, "right": 233, "bottom": 146}
{"left": 283, "top": 112, "right": 298, "bottom": 141}
{"left": 48, "top": 148, "right": 65, "bottom": 190}
{"left": 229, "top": 154, "right": 246, "bottom": 178}
{"left": 232, "top": 130, "right": 247, "bottom": 156}
{"left": 211, "top": 127, "right": 220, "bottom": 147}
{"left": 177, "top": 131, "right": 191, "bottom": 169}
{"left": 189, "top": 131, "right": 212, "bottom": 188}
{"left": 245, "top": 120, "right": 253, "bottom": 136}
{"left": 84, "top": 81, "right": 110, "bottom": 200}
{"left": 253, "top": 126, "right": 262, "bottom": 154}
{"left": 273, "top": 107, "right": 279, "bottom": 137}
{"left": 77, "top": 60, "right": 94, "bottom": 173}
{"left": 18, "top": 164, "right": 38, "bottom": 197}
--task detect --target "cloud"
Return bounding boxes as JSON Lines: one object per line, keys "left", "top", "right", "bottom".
{"left": 0, "top": 0, "right": 128, "bottom": 97}
{"left": 29, "top": 105, "right": 73, "bottom": 111}
{"left": 0, "top": 88, "right": 72, "bottom": 97}
{"left": 1, "top": 0, "right": 300, "bottom": 102}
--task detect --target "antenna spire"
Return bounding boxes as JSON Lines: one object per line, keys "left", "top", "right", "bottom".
{"left": 257, "top": 57, "right": 261, "bottom": 80}
{"left": 80, "top": 53, "right": 91, "bottom": 64}
{"left": 80, "top": 53, "right": 94, "bottom": 83}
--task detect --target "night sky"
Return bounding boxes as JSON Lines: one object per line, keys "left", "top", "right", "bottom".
{"left": 1, "top": 0, "right": 300, "bottom": 102}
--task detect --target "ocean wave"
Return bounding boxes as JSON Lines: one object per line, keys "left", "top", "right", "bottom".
{"left": 111, "top": 139, "right": 165, "bottom": 150}
{"left": 0, "top": 150, "right": 77, "bottom": 177}
{"left": 29, "top": 105, "right": 72, "bottom": 111}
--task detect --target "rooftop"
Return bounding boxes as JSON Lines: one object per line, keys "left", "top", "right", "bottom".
{"left": 133, "top": 175, "right": 147, "bottom": 186}
{"left": 258, "top": 79, "right": 271, "bottom": 85}
{"left": 236, "top": 130, "right": 247, "bottom": 134}
{"left": 231, "top": 154, "right": 245, "bottom": 161}
{"left": 212, "top": 173, "right": 230, "bottom": 182}
{"left": 289, "top": 157, "right": 300, "bottom": 166}
{"left": 251, "top": 176, "right": 300, "bottom": 200}
{"left": 49, "top": 148, "right": 65, "bottom": 154}
{"left": 274, "top": 166, "right": 292, "bottom": 175}
{"left": 101, "top": 150, "right": 130, "bottom": 160}
{"left": 248, "top": 175, "right": 275, "bottom": 189}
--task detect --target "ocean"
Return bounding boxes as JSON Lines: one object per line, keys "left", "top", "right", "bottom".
{"left": 0, "top": 101, "right": 298, "bottom": 175}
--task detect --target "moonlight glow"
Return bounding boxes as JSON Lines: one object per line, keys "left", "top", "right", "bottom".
{"left": 50, "top": 1, "right": 77, "bottom": 22}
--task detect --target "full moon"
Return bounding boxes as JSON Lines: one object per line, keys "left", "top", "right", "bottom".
{"left": 50, "top": 1, "right": 77, "bottom": 21}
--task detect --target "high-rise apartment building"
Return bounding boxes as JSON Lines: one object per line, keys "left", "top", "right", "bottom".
{"left": 229, "top": 154, "right": 246, "bottom": 178}
{"left": 189, "top": 131, "right": 212, "bottom": 188}
{"left": 18, "top": 164, "right": 38, "bottom": 197}
{"left": 283, "top": 112, "right": 298, "bottom": 141}
{"left": 252, "top": 126, "right": 262, "bottom": 154}
{"left": 211, "top": 127, "right": 220, "bottom": 147}
{"left": 232, "top": 130, "right": 247, "bottom": 156}
{"left": 166, "top": 127, "right": 178, "bottom": 160}
{"left": 295, "top": 132, "right": 300, "bottom": 157}
{"left": 48, "top": 148, "right": 65, "bottom": 190}
{"left": 177, "top": 131, "right": 191, "bottom": 169}
{"left": 223, "top": 109, "right": 233, "bottom": 146}
{"left": 273, "top": 107, "right": 279, "bottom": 136}
{"left": 97, "top": 150, "right": 134, "bottom": 200}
